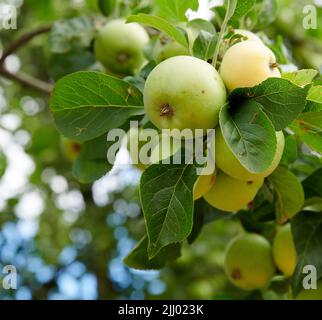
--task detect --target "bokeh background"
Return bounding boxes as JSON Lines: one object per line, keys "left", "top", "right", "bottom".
{"left": 0, "top": 0, "right": 321, "bottom": 300}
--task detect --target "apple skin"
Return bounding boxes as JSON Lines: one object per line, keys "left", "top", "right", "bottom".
{"left": 220, "top": 40, "right": 281, "bottom": 92}
{"left": 233, "top": 29, "right": 263, "bottom": 43}
{"left": 273, "top": 224, "right": 297, "bottom": 277}
{"left": 144, "top": 56, "right": 227, "bottom": 134}
{"left": 224, "top": 234, "right": 276, "bottom": 291}
{"left": 152, "top": 36, "right": 190, "bottom": 64}
{"left": 215, "top": 130, "right": 285, "bottom": 182}
{"left": 193, "top": 173, "right": 216, "bottom": 201}
{"left": 95, "top": 19, "right": 149, "bottom": 75}
{"left": 204, "top": 171, "right": 264, "bottom": 213}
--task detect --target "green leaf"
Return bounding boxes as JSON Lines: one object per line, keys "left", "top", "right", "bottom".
{"left": 219, "top": 101, "right": 276, "bottom": 173}
{"left": 50, "top": 71, "right": 144, "bottom": 142}
{"left": 291, "top": 211, "right": 322, "bottom": 296}
{"left": 126, "top": 14, "right": 188, "bottom": 47}
{"left": 291, "top": 112, "right": 322, "bottom": 154}
{"left": 187, "top": 19, "right": 216, "bottom": 34}
{"left": 307, "top": 86, "right": 322, "bottom": 104}
{"left": 155, "top": 0, "right": 199, "bottom": 22}
{"left": 124, "top": 235, "right": 181, "bottom": 270}
{"left": 253, "top": 0, "right": 278, "bottom": 29}
{"left": 280, "top": 135, "right": 298, "bottom": 166}
{"left": 192, "top": 31, "right": 218, "bottom": 61}
{"left": 282, "top": 69, "right": 318, "bottom": 87}
{"left": 304, "top": 101, "right": 322, "bottom": 112}
{"left": 302, "top": 168, "right": 322, "bottom": 199}
{"left": 229, "top": 78, "right": 309, "bottom": 131}
{"left": 0, "top": 152, "right": 7, "bottom": 178}
{"left": 140, "top": 153, "right": 197, "bottom": 258}
{"left": 49, "top": 16, "right": 95, "bottom": 53}
{"left": 268, "top": 167, "right": 304, "bottom": 219}
{"left": 230, "top": 0, "right": 256, "bottom": 21}
{"left": 98, "top": 0, "right": 116, "bottom": 16}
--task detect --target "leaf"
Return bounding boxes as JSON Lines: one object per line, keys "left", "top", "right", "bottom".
{"left": 291, "top": 112, "right": 322, "bottom": 154}
{"left": 155, "top": 0, "right": 199, "bottom": 22}
{"left": 307, "top": 86, "right": 322, "bottom": 104}
{"left": 50, "top": 71, "right": 145, "bottom": 142}
{"left": 188, "top": 198, "right": 233, "bottom": 244}
{"left": 49, "top": 16, "right": 95, "bottom": 53}
{"left": 254, "top": 0, "right": 278, "bottom": 29}
{"left": 0, "top": 152, "right": 7, "bottom": 178}
{"left": 268, "top": 167, "right": 304, "bottom": 219}
{"left": 302, "top": 168, "right": 322, "bottom": 199}
{"left": 140, "top": 152, "right": 197, "bottom": 258}
{"left": 124, "top": 235, "right": 181, "bottom": 270}
{"left": 98, "top": 0, "right": 116, "bottom": 16}
{"left": 282, "top": 69, "right": 318, "bottom": 87}
{"left": 219, "top": 101, "right": 277, "bottom": 173}
{"left": 127, "top": 14, "right": 188, "bottom": 47}
{"left": 187, "top": 19, "right": 216, "bottom": 34}
{"left": 291, "top": 211, "right": 322, "bottom": 296}
{"left": 229, "top": 78, "right": 309, "bottom": 131}
{"left": 192, "top": 31, "right": 218, "bottom": 61}
{"left": 230, "top": 0, "right": 256, "bottom": 21}
{"left": 280, "top": 135, "right": 298, "bottom": 166}
{"left": 304, "top": 101, "right": 322, "bottom": 112}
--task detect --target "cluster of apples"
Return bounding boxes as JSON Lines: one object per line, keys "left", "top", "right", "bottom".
{"left": 95, "top": 20, "right": 286, "bottom": 213}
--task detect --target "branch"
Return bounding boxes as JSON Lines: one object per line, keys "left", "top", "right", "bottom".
{"left": 0, "top": 25, "right": 53, "bottom": 95}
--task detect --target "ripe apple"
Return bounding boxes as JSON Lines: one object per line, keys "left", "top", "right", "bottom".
{"left": 220, "top": 40, "right": 281, "bottom": 92}
{"left": 204, "top": 170, "right": 264, "bottom": 212}
{"left": 215, "top": 130, "right": 285, "bottom": 182}
{"left": 224, "top": 234, "right": 276, "bottom": 291}
{"left": 193, "top": 172, "right": 216, "bottom": 201}
{"left": 95, "top": 19, "right": 149, "bottom": 75}
{"left": 273, "top": 224, "right": 297, "bottom": 277}
{"left": 144, "top": 56, "right": 227, "bottom": 134}
{"left": 233, "top": 29, "right": 263, "bottom": 43}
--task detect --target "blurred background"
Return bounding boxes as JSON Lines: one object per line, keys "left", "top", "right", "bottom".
{"left": 0, "top": 0, "right": 321, "bottom": 300}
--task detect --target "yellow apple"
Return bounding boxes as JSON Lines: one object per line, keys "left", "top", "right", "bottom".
{"left": 204, "top": 170, "right": 264, "bottom": 213}
{"left": 193, "top": 172, "right": 216, "bottom": 201}
{"left": 273, "top": 224, "right": 297, "bottom": 277}
{"left": 220, "top": 40, "right": 281, "bottom": 92}
{"left": 215, "top": 129, "right": 285, "bottom": 182}
{"left": 224, "top": 234, "right": 276, "bottom": 291}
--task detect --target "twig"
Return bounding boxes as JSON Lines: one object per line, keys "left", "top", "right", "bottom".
{"left": 0, "top": 25, "right": 53, "bottom": 95}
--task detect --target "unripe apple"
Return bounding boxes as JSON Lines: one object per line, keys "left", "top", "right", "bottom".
{"left": 144, "top": 56, "right": 227, "bottom": 134}
{"left": 152, "top": 36, "right": 190, "bottom": 64}
{"left": 233, "top": 29, "right": 263, "bottom": 43}
{"left": 204, "top": 171, "right": 264, "bottom": 213}
{"left": 215, "top": 130, "right": 285, "bottom": 182}
{"left": 193, "top": 172, "right": 216, "bottom": 201}
{"left": 95, "top": 19, "right": 149, "bottom": 75}
{"left": 224, "top": 234, "right": 276, "bottom": 291}
{"left": 273, "top": 224, "right": 297, "bottom": 277}
{"left": 61, "top": 138, "right": 82, "bottom": 162}
{"left": 220, "top": 40, "right": 281, "bottom": 92}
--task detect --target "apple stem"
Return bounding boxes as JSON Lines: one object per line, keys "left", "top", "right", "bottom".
{"left": 160, "top": 104, "right": 173, "bottom": 117}
{"left": 270, "top": 62, "right": 279, "bottom": 69}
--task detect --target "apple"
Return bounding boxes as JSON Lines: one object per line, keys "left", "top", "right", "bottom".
{"left": 215, "top": 130, "right": 285, "bottom": 182}
{"left": 193, "top": 172, "right": 216, "bottom": 201}
{"left": 224, "top": 234, "right": 276, "bottom": 291}
{"left": 233, "top": 29, "right": 263, "bottom": 43}
{"left": 204, "top": 170, "right": 264, "bottom": 213}
{"left": 295, "top": 280, "right": 322, "bottom": 300}
{"left": 273, "top": 224, "right": 297, "bottom": 277}
{"left": 61, "top": 138, "right": 82, "bottom": 162}
{"left": 95, "top": 19, "right": 149, "bottom": 75}
{"left": 144, "top": 56, "right": 227, "bottom": 134}
{"left": 152, "top": 36, "right": 190, "bottom": 64}
{"left": 220, "top": 40, "right": 281, "bottom": 92}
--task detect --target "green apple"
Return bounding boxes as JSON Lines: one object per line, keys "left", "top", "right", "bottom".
{"left": 224, "top": 234, "right": 276, "bottom": 291}
{"left": 95, "top": 19, "right": 149, "bottom": 75}
{"left": 61, "top": 138, "right": 82, "bottom": 162}
{"left": 234, "top": 29, "right": 263, "bottom": 43}
{"left": 220, "top": 40, "right": 281, "bottom": 92}
{"left": 204, "top": 171, "right": 264, "bottom": 213}
{"left": 152, "top": 36, "right": 190, "bottom": 64}
{"left": 193, "top": 172, "right": 216, "bottom": 201}
{"left": 273, "top": 224, "right": 297, "bottom": 277}
{"left": 295, "top": 280, "right": 322, "bottom": 300}
{"left": 144, "top": 56, "right": 227, "bottom": 134}
{"left": 215, "top": 130, "right": 285, "bottom": 182}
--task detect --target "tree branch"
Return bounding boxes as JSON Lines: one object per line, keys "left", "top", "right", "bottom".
{"left": 0, "top": 25, "right": 53, "bottom": 95}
